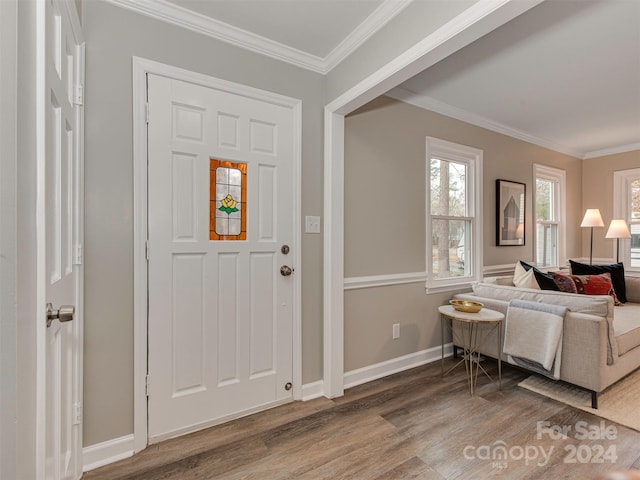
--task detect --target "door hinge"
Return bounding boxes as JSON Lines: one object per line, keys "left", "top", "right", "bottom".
{"left": 73, "top": 244, "right": 83, "bottom": 265}
{"left": 74, "top": 84, "right": 84, "bottom": 106}
{"left": 73, "top": 403, "right": 83, "bottom": 425}
{"left": 145, "top": 374, "right": 151, "bottom": 397}
{"left": 145, "top": 102, "right": 150, "bottom": 124}
{"left": 145, "top": 240, "right": 150, "bottom": 261}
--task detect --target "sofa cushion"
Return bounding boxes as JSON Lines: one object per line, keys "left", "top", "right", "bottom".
{"left": 569, "top": 260, "right": 627, "bottom": 303}
{"left": 513, "top": 261, "right": 540, "bottom": 289}
{"left": 614, "top": 304, "right": 640, "bottom": 356}
{"left": 550, "top": 272, "right": 578, "bottom": 293}
{"left": 625, "top": 277, "right": 640, "bottom": 303}
{"left": 571, "top": 273, "right": 620, "bottom": 305}
{"left": 472, "top": 282, "right": 612, "bottom": 317}
{"left": 471, "top": 282, "right": 618, "bottom": 364}
{"left": 520, "top": 261, "right": 560, "bottom": 290}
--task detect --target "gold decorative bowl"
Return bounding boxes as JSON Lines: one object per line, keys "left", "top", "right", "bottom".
{"left": 449, "top": 300, "right": 483, "bottom": 313}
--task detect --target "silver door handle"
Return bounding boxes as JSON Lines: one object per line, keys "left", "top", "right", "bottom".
{"left": 280, "top": 265, "right": 294, "bottom": 277}
{"left": 46, "top": 303, "right": 75, "bottom": 328}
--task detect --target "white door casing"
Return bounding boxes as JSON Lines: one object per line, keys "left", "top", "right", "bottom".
{"left": 146, "top": 71, "right": 301, "bottom": 441}
{"left": 39, "top": 0, "right": 84, "bottom": 479}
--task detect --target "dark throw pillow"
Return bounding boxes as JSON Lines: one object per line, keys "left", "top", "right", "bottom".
{"left": 569, "top": 260, "right": 627, "bottom": 303}
{"left": 520, "top": 261, "right": 561, "bottom": 291}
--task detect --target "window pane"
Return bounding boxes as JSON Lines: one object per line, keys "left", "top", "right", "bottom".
{"left": 632, "top": 180, "right": 640, "bottom": 220}
{"left": 536, "top": 223, "right": 558, "bottom": 267}
{"left": 210, "top": 159, "right": 247, "bottom": 241}
{"left": 430, "top": 159, "right": 466, "bottom": 216}
{"left": 431, "top": 219, "right": 470, "bottom": 278}
{"left": 536, "top": 178, "right": 555, "bottom": 221}
{"left": 631, "top": 223, "right": 640, "bottom": 268}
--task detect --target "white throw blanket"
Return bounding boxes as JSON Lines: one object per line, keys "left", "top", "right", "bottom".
{"left": 503, "top": 299, "right": 568, "bottom": 380}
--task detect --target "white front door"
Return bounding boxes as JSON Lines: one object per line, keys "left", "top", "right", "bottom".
{"left": 40, "top": 1, "right": 84, "bottom": 479}
{"left": 147, "top": 73, "right": 298, "bottom": 441}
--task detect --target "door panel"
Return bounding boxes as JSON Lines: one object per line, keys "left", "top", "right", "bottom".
{"left": 42, "top": 1, "right": 83, "bottom": 479}
{"left": 147, "top": 74, "right": 296, "bottom": 441}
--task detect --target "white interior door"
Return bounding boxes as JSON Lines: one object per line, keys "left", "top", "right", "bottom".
{"left": 147, "top": 73, "right": 298, "bottom": 441}
{"left": 40, "top": 1, "right": 84, "bottom": 479}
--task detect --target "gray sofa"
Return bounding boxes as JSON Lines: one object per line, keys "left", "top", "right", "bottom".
{"left": 453, "top": 276, "right": 640, "bottom": 408}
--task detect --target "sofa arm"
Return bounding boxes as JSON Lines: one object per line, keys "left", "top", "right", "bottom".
{"left": 560, "top": 312, "right": 609, "bottom": 392}
{"left": 625, "top": 276, "right": 640, "bottom": 303}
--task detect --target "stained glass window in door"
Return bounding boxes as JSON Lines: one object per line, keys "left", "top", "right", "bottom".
{"left": 210, "top": 159, "right": 247, "bottom": 240}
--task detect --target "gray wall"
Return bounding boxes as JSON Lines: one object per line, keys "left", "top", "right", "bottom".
{"left": 582, "top": 150, "right": 640, "bottom": 259}
{"left": 82, "top": 0, "right": 324, "bottom": 446}
{"left": 1, "top": 1, "right": 18, "bottom": 478}
{"left": 325, "top": 0, "right": 477, "bottom": 104}
{"left": 80, "top": 0, "right": 631, "bottom": 451}
{"left": 344, "top": 96, "right": 583, "bottom": 371}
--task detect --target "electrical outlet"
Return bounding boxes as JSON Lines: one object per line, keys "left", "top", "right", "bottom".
{"left": 392, "top": 323, "right": 400, "bottom": 339}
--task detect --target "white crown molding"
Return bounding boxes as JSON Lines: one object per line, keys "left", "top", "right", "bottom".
{"left": 386, "top": 87, "right": 586, "bottom": 159}
{"left": 105, "top": 0, "right": 413, "bottom": 74}
{"left": 583, "top": 143, "right": 640, "bottom": 160}
{"left": 106, "top": 0, "right": 326, "bottom": 72}
{"left": 324, "top": 0, "right": 414, "bottom": 72}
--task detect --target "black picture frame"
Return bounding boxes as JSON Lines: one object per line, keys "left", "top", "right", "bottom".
{"left": 496, "top": 179, "right": 525, "bottom": 246}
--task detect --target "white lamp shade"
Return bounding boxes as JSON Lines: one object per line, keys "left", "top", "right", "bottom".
{"left": 606, "top": 219, "right": 631, "bottom": 239}
{"left": 581, "top": 209, "right": 604, "bottom": 228}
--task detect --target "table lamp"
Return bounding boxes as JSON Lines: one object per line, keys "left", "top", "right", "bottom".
{"left": 581, "top": 209, "right": 604, "bottom": 265}
{"left": 606, "top": 219, "right": 631, "bottom": 263}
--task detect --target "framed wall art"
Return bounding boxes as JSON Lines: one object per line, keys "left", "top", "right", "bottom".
{"left": 496, "top": 179, "right": 525, "bottom": 246}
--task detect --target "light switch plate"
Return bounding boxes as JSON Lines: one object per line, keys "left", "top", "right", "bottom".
{"left": 305, "top": 215, "right": 321, "bottom": 234}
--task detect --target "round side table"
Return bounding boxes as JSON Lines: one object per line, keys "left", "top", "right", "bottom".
{"left": 438, "top": 304, "right": 504, "bottom": 396}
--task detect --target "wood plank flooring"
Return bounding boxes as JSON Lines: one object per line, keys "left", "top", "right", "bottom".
{"left": 83, "top": 359, "right": 640, "bottom": 479}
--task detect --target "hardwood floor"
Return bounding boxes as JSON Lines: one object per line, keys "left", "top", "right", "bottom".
{"left": 83, "top": 359, "right": 640, "bottom": 479}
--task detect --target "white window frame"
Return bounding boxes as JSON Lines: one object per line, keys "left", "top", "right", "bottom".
{"left": 613, "top": 168, "right": 640, "bottom": 273}
{"left": 425, "top": 137, "right": 483, "bottom": 293}
{"left": 533, "top": 164, "right": 566, "bottom": 269}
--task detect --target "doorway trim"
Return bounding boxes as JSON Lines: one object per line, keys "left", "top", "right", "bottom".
{"left": 132, "top": 57, "right": 303, "bottom": 452}
{"left": 321, "top": 0, "right": 544, "bottom": 398}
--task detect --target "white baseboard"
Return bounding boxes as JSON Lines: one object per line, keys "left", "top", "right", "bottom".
{"left": 83, "top": 434, "right": 135, "bottom": 472}
{"left": 301, "top": 380, "right": 325, "bottom": 401}
{"left": 343, "top": 343, "right": 453, "bottom": 390}
{"left": 302, "top": 345, "right": 453, "bottom": 400}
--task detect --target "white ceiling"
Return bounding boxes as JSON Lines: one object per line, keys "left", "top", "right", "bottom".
{"left": 112, "top": 0, "right": 640, "bottom": 158}
{"left": 392, "top": 0, "right": 640, "bottom": 158}
{"left": 165, "top": 0, "right": 386, "bottom": 58}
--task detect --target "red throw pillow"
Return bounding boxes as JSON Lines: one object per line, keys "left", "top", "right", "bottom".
{"left": 570, "top": 273, "right": 620, "bottom": 305}
{"left": 551, "top": 272, "right": 577, "bottom": 294}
